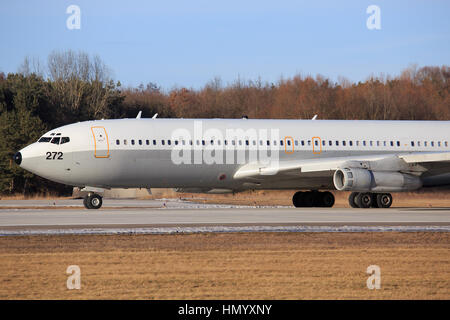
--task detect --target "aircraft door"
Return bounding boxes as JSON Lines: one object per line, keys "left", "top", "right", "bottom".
{"left": 91, "top": 126, "right": 110, "bottom": 158}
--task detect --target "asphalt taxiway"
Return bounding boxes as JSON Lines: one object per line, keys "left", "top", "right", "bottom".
{"left": 0, "top": 199, "right": 449, "bottom": 235}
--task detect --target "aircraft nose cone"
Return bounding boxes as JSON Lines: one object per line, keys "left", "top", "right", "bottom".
{"left": 13, "top": 152, "right": 22, "bottom": 165}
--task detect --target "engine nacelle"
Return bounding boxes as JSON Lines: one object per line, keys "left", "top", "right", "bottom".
{"left": 333, "top": 168, "right": 422, "bottom": 192}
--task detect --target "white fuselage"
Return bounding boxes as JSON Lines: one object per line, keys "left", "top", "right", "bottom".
{"left": 17, "top": 118, "right": 450, "bottom": 192}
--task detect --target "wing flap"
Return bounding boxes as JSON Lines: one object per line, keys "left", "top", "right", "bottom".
{"left": 399, "top": 152, "right": 450, "bottom": 163}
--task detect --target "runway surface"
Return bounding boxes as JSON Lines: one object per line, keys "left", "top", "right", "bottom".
{"left": 1, "top": 199, "right": 449, "bottom": 235}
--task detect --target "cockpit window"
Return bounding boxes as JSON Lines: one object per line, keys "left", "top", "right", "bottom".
{"left": 38, "top": 137, "right": 52, "bottom": 143}
{"left": 51, "top": 137, "right": 60, "bottom": 144}
{"left": 60, "top": 137, "right": 70, "bottom": 144}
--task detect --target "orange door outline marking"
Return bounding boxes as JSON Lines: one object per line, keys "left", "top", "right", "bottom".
{"left": 91, "top": 126, "right": 110, "bottom": 158}
{"left": 312, "top": 136, "right": 322, "bottom": 154}
{"left": 284, "top": 136, "right": 294, "bottom": 154}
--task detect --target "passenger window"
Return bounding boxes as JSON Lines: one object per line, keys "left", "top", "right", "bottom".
{"left": 124, "top": 139, "right": 127, "bottom": 145}
{"left": 175, "top": 140, "right": 179, "bottom": 145}
{"left": 146, "top": 140, "right": 149, "bottom": 145}
{"left": 301, "top": 140, "right": 305, "bottom": 146}
{"left": 349, "top": 141, "right": 353, "bottom": 146}
{"left": 396, "top": 141, "right": 400, "bottom": 147}
{"left": 295, "top": 140, "right": 298, "bottom": 146}
{"left": 238, "top": 140, "right": 242, "bottom": 146}
{"left": 431, "top": 141, "right": 434, "bottom": 147}
{"left": 116, "top": 139, "right": 120, "bottom": 145}
{"left": 445, "top": 141, "right": 448, "bottom": 147}
{"left": 131, "top": 139, "right": 135, "bottom": 145}
{"left": 342, "top": 141, "right": 346, "bottom": 146}
{"left": 245, "top": 140, "right": 249, "bottom": 146}
{"left": 153, "top": 140, "right": 157, "bottom": 145}
{"left": 168, "top": 140, "right": 171, "bottom": 145}
{"left": 280, "top": 140, "right": 284, "bottom": 146}
{"left": 139, "top": 140, "right": 142, "bottom": 145}
{"left": 60, "top": 137, "right": 70, "bottom": 144}
{"left": 438, "top": 141, "right": 441, "bottom": 147}
{"left": 328, "top": 140, "right": 332, "bottom": 146}
{"left": 335, "top": 141, "right": 339, "bottom": 146}
{"left": 161, "top": 140, "right": 165, "bottom": 145}
{"left": 51, "top": 137, "right": 60, "bottom": 145}
{"left": 390, "top": 141, "right": 394, "bottom": 147}
{"left": 266, "top": 140, "right": 270, "bottom": 146}
{"left": 210, "top": 140, "right": 214, "bottom": 145}
{"left": 411, "top": 141, "right": 414, "bottom": 147}
{"left": 202, "top": 140, "right": 205, "bottom": 146}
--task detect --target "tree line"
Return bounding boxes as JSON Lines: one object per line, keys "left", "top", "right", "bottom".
{"left": 0, "top": 50, "right": 449, "bottom": 196}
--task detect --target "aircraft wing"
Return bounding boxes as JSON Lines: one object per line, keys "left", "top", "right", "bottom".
{"left": 233, "top": 152, "right": 450, "bottom": 181}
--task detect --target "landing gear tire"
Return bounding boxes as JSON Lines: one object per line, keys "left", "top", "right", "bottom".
{"left": 320, "top": 191, "right": 335, "bottom": 207}
{"left": 292, "top": 191, "right": 305, "bottom": 208}
{"left": 376, "top": 193, "right": 393, "bottom": 208}
{"left": 348, "top": 192, "right": 359, "bottom": 208}
{"left": 84, "top": 193, "right": 103, "bottom": 210}
{"left": 292, "top": 191, "right": 335, "bottom": 208}
{"left": 349, "top": 192, "right": 393, "bottom": 208}
{"left": 355, "top": 193, "right": 374, "bottom": 208}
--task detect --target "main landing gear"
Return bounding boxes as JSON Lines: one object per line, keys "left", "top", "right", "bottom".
{"left": 292, "top": 191, "right": 335, "bottom": 208}
{"left": 83, "top": 193, "right": 103, "bottom": 209}
{"left": 348, "top": 192, "right": 393, "bottom": 208}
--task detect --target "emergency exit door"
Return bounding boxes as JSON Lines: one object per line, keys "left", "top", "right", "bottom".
{"left": 91, "top": 126, "right": 110, "bottom": 158}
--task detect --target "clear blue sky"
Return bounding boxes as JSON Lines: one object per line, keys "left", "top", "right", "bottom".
{"left": 1, "top": 0, "right": 449, "bottom": 89}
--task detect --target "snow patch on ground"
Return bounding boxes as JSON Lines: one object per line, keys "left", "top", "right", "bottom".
{"left": 1, "top": 225, "right": 449, "bottom": 236}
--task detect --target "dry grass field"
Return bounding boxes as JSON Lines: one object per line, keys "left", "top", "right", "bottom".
{"left": 2, "top": 189, "right": 449, "bottom": 208}
{"left": 173, "top": 190, "right": 450, "bottom": 208}
{"left": 0, "top": 233, "right": 448, "bottom": 299}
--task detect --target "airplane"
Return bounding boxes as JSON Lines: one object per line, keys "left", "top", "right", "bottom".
{"left": 12, "top": 115, "right": 450, "bottom": 209}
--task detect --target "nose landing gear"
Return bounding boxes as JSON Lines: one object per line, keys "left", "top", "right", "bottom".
{"left": 83, "top": 193, "right": 103, "bottom": 209}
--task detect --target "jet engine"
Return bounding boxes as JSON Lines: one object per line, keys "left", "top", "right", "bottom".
{"left": 333, "top": 168, "right": 422, "bottom": 192}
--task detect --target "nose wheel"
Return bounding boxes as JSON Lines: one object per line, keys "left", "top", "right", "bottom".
{"left": 83, "top": 193, "right": 103, "bottom": 209}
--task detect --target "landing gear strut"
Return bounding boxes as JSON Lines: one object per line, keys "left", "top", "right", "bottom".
{"left": 348, "top": 192, "right": 392, "bottom": 208}
{"left": 292, "top": 191, "right": 335, "bottom": 208}
{"left": 83, "top": 193, "right": 103, "bottom": 209}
